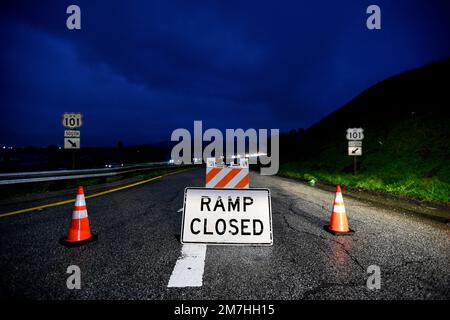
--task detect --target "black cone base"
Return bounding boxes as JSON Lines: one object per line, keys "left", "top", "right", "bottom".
{"left": 323, "top": 225, "right": 355, "bottom": 236}
{"left": 59, "top": 234, "right": 98, "bottom": 247}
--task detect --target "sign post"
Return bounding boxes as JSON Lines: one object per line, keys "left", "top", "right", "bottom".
{"left": 62, "top": 113, "right": 83, "bottom": 169}
{"left": 346, "top": 128, "right": 364, "bottom": 175}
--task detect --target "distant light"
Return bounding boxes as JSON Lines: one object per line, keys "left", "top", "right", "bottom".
{"left": 2, "top": 146, "right": 5, "bottom": 149}
{"left": 243, "top": 152, "right": 267, "bottom": 158}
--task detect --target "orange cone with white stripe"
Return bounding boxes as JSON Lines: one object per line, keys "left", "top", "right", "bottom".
{"left": 60, "top": 186, "right": 97, "bottom": 247}
{"left": 324, "top": 185, "right": 354, "bottom": 235}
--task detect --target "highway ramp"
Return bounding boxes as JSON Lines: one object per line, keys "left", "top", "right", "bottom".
{"left": 1, "top": 168, "right": 449, "bottom": 299}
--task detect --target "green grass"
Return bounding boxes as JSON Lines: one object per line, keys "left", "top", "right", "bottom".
{"left": 279, "top": 116, "right": 450, "bottom": 204}
{"left": 279, "top": 165, "right": 449, "bottom": 203}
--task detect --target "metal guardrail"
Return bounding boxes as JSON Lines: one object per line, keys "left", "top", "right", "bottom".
{"left": 0, "top": 162, "right": 176, "bottom": 185}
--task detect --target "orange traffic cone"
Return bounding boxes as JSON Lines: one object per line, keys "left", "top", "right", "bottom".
{"left": 60, "top": 186, "right": 97, "bottom": 247}
{"left": 324, "top": 185, "right": 354, "bottom": 235}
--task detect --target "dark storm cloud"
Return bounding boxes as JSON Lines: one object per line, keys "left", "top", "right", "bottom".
{"left": 1, "top": 0, "right": 450, "bottom": 146}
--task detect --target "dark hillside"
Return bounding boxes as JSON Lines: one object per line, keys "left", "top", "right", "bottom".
{"left": 279, "top": 59, "right": 450, "bottom": 203}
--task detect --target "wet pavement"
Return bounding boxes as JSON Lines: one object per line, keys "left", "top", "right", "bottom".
{"left": 1, "top": 168, "right": 449, "bottom": 299}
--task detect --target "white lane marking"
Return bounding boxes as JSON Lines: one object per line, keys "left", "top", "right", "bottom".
{"left": 167, "top": 244, "right": 207, "bottom": 287}
{"left": 177, "top": 208, "right": 183, "bottom": 212}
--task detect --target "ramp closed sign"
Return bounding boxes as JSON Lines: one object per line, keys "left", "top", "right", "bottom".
{"left": 181, "top": 188, "right": 273, "bottom": 246}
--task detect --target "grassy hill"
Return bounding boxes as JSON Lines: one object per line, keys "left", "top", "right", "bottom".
{"left": 279, "top": 59, "right": 450, "bottom": 203}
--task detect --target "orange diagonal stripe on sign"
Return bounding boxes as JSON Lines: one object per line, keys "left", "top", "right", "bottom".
{"left": 206, "top": 167, "right": 222, "bottom": 184}
{"left": 214, "top": 169, "right": 241, "bottom": 188}
{"left": 234, "top": 174, "right": 249, "bottom": 189}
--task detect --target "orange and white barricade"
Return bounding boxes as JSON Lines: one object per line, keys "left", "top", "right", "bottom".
{"left": 206, "top": 157, "right": 249, "bottom": 189}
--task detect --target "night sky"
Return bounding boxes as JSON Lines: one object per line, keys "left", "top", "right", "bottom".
{"left": 1, "top": 0, "right": 450, "bottom": 147}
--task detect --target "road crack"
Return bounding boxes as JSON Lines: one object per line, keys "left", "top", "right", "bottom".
{"left": 282, "top": 214, "right": 329, "bottom": 258}
{"left": 166, "top": 188, "right": 182, "bottom": 204}
{"left": 283, "top": 210, "right": 365, "bottom": 272}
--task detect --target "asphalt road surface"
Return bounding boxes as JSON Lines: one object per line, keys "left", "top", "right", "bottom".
{"left": 1, "top": 168, "right": 449, "bottom": 299}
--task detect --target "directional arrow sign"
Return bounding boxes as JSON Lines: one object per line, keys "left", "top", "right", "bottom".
{"left": 64, "top": 138, "right": 80, "bottom": 149}
{"left": 348, "top": 146, "right": 362, "bottom": 156}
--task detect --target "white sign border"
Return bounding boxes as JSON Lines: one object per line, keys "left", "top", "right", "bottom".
{"left": 180, "top": 187, "right": 273, "bottom": 246}
{"left": 62, "top": 112, "right": 83, "bottom": 129}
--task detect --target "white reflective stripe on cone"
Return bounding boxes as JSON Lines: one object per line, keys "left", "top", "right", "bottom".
{"left": 72, "top": 209, "right": 88, "bottom": 219}
{"left": 333, "top": 205, "right": 346, "bottom": 214}
{"left": 75, "top": 194, "right": 86, "bottom": 207}
{"left": 335, "top": 193, "right": 344, "bottom": 203}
